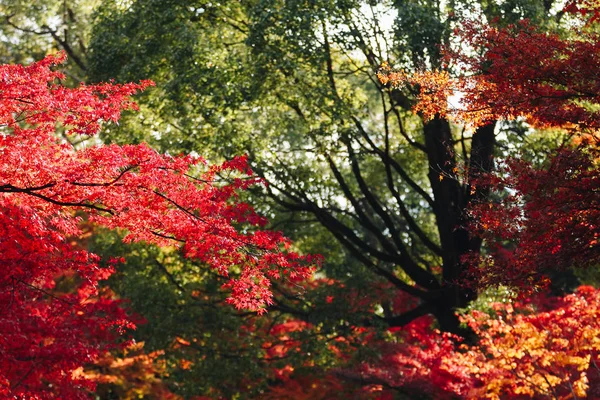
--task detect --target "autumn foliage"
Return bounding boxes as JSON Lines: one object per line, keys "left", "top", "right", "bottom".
{"left": 81, "top": 342, "right": 179, "bottom": 399}
{"left": 353, "top": 286, "right": 600, "bottom": 399}
{"left": 4, "top": 0, "right": 600, "bottom": 396}
{"left": 0, "top": 53, "right": 315, "bottom": 398}
{"left": 378, "top": 11, "right": 600, "bottom": 130}
{"left": 377, "top": 1, "right": 600, "bottom": 291}
{"left": 348, "top": 1, "right": 600, "bottom": 398}
{"left": 466, "top": 145, "right": 600, "bottom": 291}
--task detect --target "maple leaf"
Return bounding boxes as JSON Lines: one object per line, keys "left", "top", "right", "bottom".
{"left": 0, "top": 53, "right": 318, "bottom": 398}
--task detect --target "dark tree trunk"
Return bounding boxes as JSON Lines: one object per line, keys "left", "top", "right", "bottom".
{"left": 422, "top": 118, "right": 496, "bottom": 337}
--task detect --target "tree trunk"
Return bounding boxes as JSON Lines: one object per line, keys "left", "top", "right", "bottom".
{"left": 423, "top": 117, "right": 496, "bottom": 337}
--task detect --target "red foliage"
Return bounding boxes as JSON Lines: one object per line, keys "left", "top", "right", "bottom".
{"left": 466, "top": 145, "right": 600, "bottom": 291}
{"left": 82, "top": 342, "right": 180, "bottom": 399}
{"left": 369, "top": 2, "right": 600, "bottom": 397}
{"left": 354, "top": 287, "right": 600, "bottom": 399}
{"left": 379, "top": 0, "right": 600, "bottom": 290}
{"left": 0, "top": 54, "right": 316, "bottom": 398}
{"left": 379, "top": 2, "right": 600, "bottom": 130}
{"left": 565, "top": 0, "right": 600, "bottom": 23}
{"left": 261, "top": 374, "right": 358, "bottom": 400}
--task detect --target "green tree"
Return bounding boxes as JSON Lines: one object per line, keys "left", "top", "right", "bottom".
{"left": 88, "top": 0, "right": 565, "bottom": 335}
{"left": 0, "top": 0, "right": 96, "bottom": 80}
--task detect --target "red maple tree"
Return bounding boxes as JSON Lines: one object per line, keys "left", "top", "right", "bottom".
{"left": 465, "top": 144, "right": 600, "bottom": 291}
{"left": 379, "top": 5, "right": 600, "bottom": 130}
{"left": 378, "top": 0, "right": 600, "bottom": 291}
{"left": 349, "top": 1, "right": 600, "bottom": 397}
{"left": 349, "top": 286, "right": 600, "bottom": 399}
{"left": 0, "top": 53, "right": 316, "bottom": 398}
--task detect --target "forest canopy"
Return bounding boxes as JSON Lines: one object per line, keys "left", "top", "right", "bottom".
{"left": 0, "top": 0, "right": 599, "bottom": 398}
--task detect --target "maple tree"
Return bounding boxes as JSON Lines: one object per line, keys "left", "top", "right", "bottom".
{"left": 0, "top": 53, "right": 316, "bottom": 398}
{"left": 344, "top": 1, "right": 600, "bottom": 397}
{"left": 378, "top": 19, "right": 600, "bottom": 130}
{"left": 3, "top": 1, "right": 599, "bottom": 398}
{"left": 465, "top": 144, "right": 600, "bottom": 291}
{"left": 350, "top": 286, "right": 600, "bottom": 399}
{"left": 378, "top": 0, "right": 600, "bottom": 290}
{"left": 81, "top": 342, "right": 180, "bottom": 399}
{"left": 86, "top": 0, "right": 503, "bottom": 340}
{"left": 0, "top": 0, "right": 574, "bottom": 396}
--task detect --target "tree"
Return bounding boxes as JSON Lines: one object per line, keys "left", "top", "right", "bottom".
{"left": 341, "top": 2, "right": 600, "bottom": 397}
{"left": 0, "top": 53, "right": 314, "bottom": 398}
{"left": 87, "top": 228, "right": 369, "bottom": 398}
{"left": 379, "top": 2, "right": 600, "bottom": 291}
{"left": 2, "top": 0, "right": 592, "bottom": 397}
{"left": 81, "top": 341, "right": 180, "bottom": 399}
{"left": 87, "top": 0, "right": 568, "bottom": 341}
{"left": 349, "top": 286, "right": 600, "bottom": 399}
{"left": 79, "top": 0, "right": 579, "bottom": 394}
{"left": 0, "top": 0, "right": 94, "bottom": 80}
{"left": 380, "top": 16, "right": 600, "bottom": 130}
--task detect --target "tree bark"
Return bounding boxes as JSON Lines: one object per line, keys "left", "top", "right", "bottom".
{"left": 422, "top": 117, "right": 496, "bottom": 337}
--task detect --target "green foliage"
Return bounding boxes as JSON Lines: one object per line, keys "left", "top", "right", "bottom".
{"left": 89, "top": 227, "right": 355, "bottom": 398}
{"left": 0, "top": 0, "right": 96, "bottom": 80}
{"left": 90, "top": 229, "right": 267, "bottom": 397}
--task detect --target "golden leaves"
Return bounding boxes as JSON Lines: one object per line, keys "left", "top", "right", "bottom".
{"left": 457, "top": 288, "right": 600, "bottom": 399}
